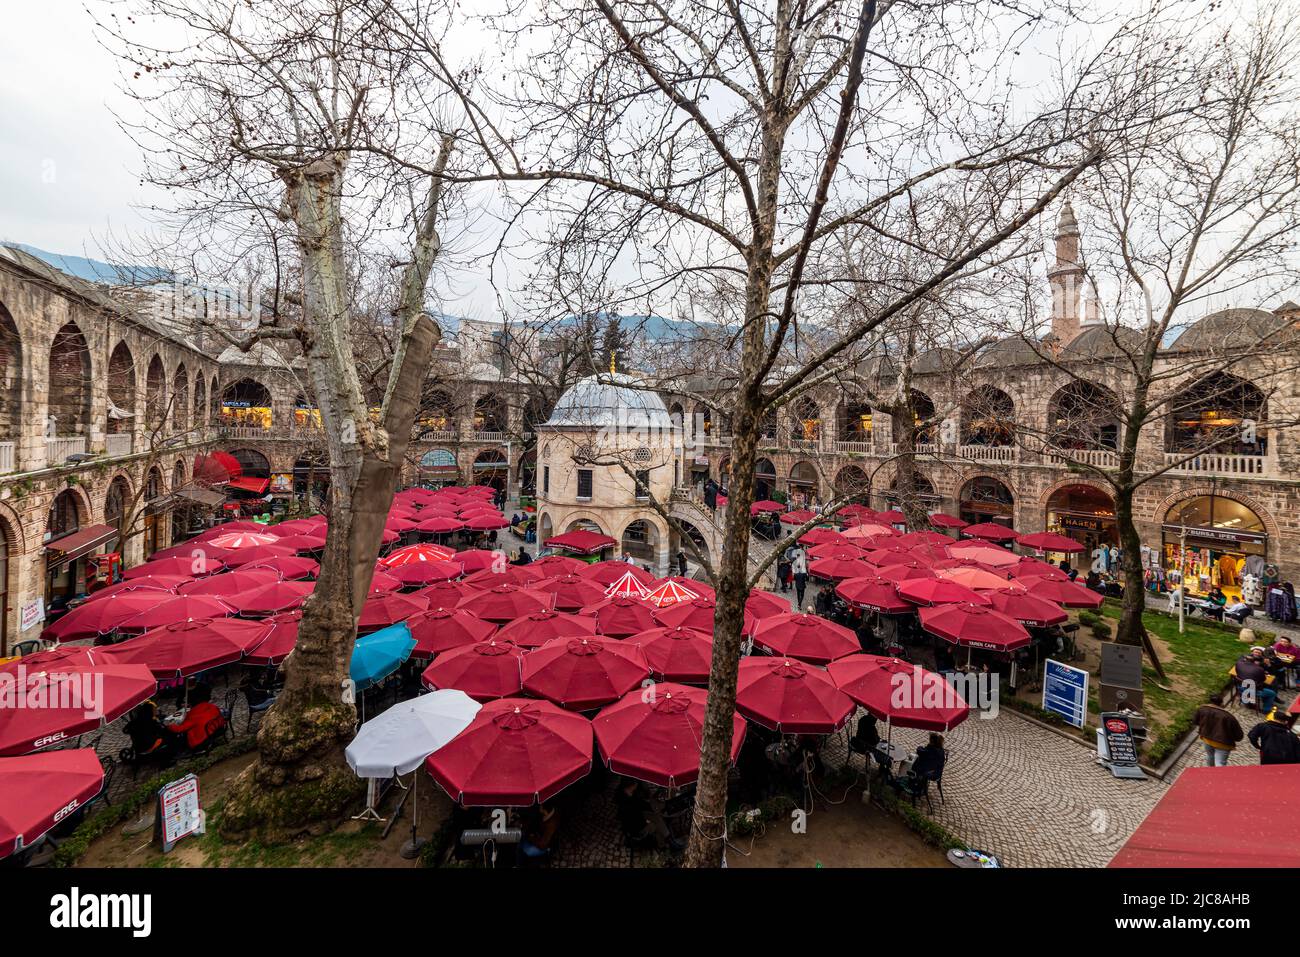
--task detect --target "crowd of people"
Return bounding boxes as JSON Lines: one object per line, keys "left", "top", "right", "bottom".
{"left": 1193, "top": 640, "right": 1300, "bottom": 767}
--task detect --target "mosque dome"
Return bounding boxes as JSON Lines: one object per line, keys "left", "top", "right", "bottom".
{"left": 543, "top": 373, "right": 675, "bottom": 432}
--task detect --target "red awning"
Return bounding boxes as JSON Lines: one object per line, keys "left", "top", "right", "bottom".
{"left": 545, "top": 530, "right": 617, "bottom": 554}
{"left": 1110, "top": 765, "right": 1300, "bottom": 868}
{"left": 227, "top": 476, "right": 270, "bottom": 494}
{"left": 194, "top": 451, "right": 242, "bottom": 484}
{"left": 45, "top": 524, "right": 116, "bottom": 565}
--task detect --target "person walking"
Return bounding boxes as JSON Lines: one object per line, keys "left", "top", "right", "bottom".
{"left": 1193, "top": 702, "right": 1244, "bottom": 767}
{"left": 1247, "top": 711, "right": 1300, "bottom": 765}
{"left": 776, "top": 546, "right": 793, "bottom": 593}
{"left": 792, "top": 546, "right": 809, "bottom": 607}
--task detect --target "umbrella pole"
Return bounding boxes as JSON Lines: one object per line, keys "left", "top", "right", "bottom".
{"left": 400, "top": 771, "right": 425, "bottom": 859}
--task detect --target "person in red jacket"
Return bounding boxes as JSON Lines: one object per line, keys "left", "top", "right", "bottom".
{"left": 166, "top": 685, "right": 225, "bottom": 752}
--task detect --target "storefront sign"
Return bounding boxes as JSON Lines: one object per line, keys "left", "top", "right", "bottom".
{"left": 1161, "top": 524, "right": 1266, "bottom": 546}
{"left": 1042, "top": 659, "right": 1088, "bottom": 728}
{"left": 1060, "top": 515, "right": 1104, "bottom": 532}
{"left": 20, "top": 599, "right": 44, "bottom": 632}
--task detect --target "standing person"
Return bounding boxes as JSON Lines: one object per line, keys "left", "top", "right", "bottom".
{"left": 776, "top": 550, "right": 792, "bottom": 593}
{"left": 703, "top": 478, "right": 717, "bottom": 511}
{"left": 676, "top": 549, "right": 688, "bottom": 578}
{"left": 1193, "top": 702, "right": 1244, "bottom": 767}
{"left": 1247, "top": 711, "right": 1300, "bottom": 765}
{"left": 792, "top": 546, "right": 809, "bottom": 607}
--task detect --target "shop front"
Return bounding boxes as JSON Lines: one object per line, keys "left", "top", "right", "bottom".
{"left": 1045, "top": 484, "right": 1119, "bottom": 556}
{"left": 1162, "top": 495, "right": 1269, "bottom": 600}
{"left": 959, "top": 476, "right": 1014, "bottom": 528}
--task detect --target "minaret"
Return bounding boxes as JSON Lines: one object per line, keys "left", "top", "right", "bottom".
{"left": 1047, "top": 200, "right": 1085, "bottom": 344}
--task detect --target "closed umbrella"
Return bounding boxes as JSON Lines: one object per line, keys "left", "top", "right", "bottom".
{"left": 425, "top": 698, "right": 593, "bottom": 806}
{"left": 835, "top": 576, "right": 911, "bottom": 614}
{"left": 117, "top": 594, "right": 235, "bottom": 632}
{"left": 0, "top": 664, "right": 157, "bottom": 756}
{"left": 534, "top": 574, "right": 609, "bottom": 611}
{"left": 495, "top": 609, "right": 598, "bottom": 648}
{"left": 243, "top": 555, "right": 320, "bottom": 580}
{"left": 521, "top": 636, "right": 650, "bottom": 710}
{"left": 627, "top": 626, "right": 713, "bottom": 683}
{"left": 178, "top": 567, "right": 282, "bottom": 597}
{"left": 917, "top": 602, "right": 1031, "bottom": 652}
{"left": 104, "top": 618, "right": 269, "bottom": 679}
{"left": 420, "top": 640, "right": 525, "bottom": 701}
{"left": 735, "top": 657, "right": 854, "bottom": 733}
{"left": 897, "top": 578, "right": 991, "bottom": 608}
{"left": 406, "top": 607, "right": 498, "bottom": 658}
{"left": 0, "top": 750, "right": 105, "bottom": 858}
{"left": 593, "top": 684, "right": 745, "bottom": 788}
{"left": 827, "top": 655, "right": 971, "bottom": 731}
{"left": 458, "top": 585, "right": 552, "bottom": 623}
{"left": 750, "top": 613, "right": 860, "bottom": 664}
{"left": 351, "top": 623, "right": 417, "bottom": 691}
{"left": 584, "top": 595, "right": 658, "bottom": 638}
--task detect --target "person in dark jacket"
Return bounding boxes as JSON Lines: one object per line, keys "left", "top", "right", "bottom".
{"left": 1235, "top": 651, "right": 1278, "bottom": 713}
{"left": 1193, "top": 702, "right": 1244, "bottom": 766}
{"left": 911, "top": 734, "right": 946, "bottom": 780}
{"left": 676, "top": 550, "right": 688, "bottom": 577}
{"left": 1248, "top": 712, "right": 1300, "bottom": 765}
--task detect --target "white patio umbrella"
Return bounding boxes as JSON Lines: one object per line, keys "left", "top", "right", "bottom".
{"left": 346, "top": 689, "right": 481, "bottom": 856}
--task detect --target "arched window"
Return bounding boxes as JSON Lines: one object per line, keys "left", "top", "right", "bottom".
{"left": 472, "top": 394, "right": 506, "bottom": 434}
{"left": 620, "top": 519, "right": 659, "bottom": 564}
{"left": 193, "top": 377, "right": 206, "bottom": 428}
{"left": 1047, "top": 382, "right": 1119, "bottom": 451}
{"left": 788, "top": 461, "right": 820, "bottom": 502}
{"left": 145, "top": 354, "right": 167, "bottom": 428}
{"left": 228, "top": 448, "right": 271, "bottom": 478}
{"left": 754, "top": 457, "right": 776, "bottom": 499}
{"left": 790, "top": 396, "right": 821, "bottom": 441}
{"left": 107, "top": 341, "right": 135, "bottom": 436}
{"left": 961, "top": 386, "right": 1015, "bottom": 447}
{"left": 48, "top": 323, "right": 92, "bottom": 437}
{"left": 104, "top": 475, "right": 131, "bottom": 542}
{"left": 1166, "top": 373, "right": 1267, "bottom": 456}
{"left": 834, "top": 465, "right": 871, "bottom": 497}
{"left": 473, "top": 448, "right": 508, "bottom": 491}
{"left": 46, "top": 489, "right": 81, "bottom": 540}
{"left": 0, "top": 304, "right": 19, "bottom": 444}
{"left": 958, "top": 476, "right": 1014, "bottom": 526}
{"left": 840, "top": 400, "right": 873, "bottom": 443}
{"left": 909, "top": 390, "right": 937, "bottom": 445}
{"left": 172, "top": 363, "right": 189, "bottom": 431}
{"left": 221, "top": 379, "right": 274, "bottom": 429}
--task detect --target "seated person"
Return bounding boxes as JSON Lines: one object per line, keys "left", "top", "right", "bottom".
{"left": 1234, "top": 651, "right": 1277, "bottom": 712}
{"left": 1207, "top": 586, "right": 1228, "bottom": 607}
{"left": 518, "top": 801, "right": 560, "bottom": 859}
{"left": 848, "top": 714, "right": 881, "bottom": 758}
{"left": 911, "top": 733, "right": 946, "bottom": 782}
{"left": 614, "top": 778, "right": 672, "bottom": 849}
{"left": 1271, "top": 635, "right": 1298, "bottom": 662}
{"left": 1084, "top": 571, "right": 1105, "bottom": 595}
{"left": 1224, "top": 598, "right": 1253, "bottom": 624}
{"left": 165, "top": 685, "right": 226, "bottom": 753}
{"left": 123, "top": 701, "right": 168, "bottom": 757}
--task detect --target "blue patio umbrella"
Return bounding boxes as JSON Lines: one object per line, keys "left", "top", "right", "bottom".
{"left": 351, "top": 622, "right": 417, "bottom": 691}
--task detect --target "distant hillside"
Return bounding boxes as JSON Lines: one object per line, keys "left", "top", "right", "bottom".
{"left": 6, "top": 243, "right": 171, "bottom": 285}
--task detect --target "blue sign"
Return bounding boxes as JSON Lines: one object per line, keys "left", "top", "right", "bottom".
{"left": 1042, "top": 659, "right": 1088, "bottom": 728}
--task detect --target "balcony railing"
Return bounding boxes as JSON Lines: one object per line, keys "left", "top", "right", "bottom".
{"left": 889, "top": 442, "right": 937, "bottom": 457}
{"left": 46, "top": 436, "right": 87, "bottom": 465}
{"left": 420, "top": 430, "right": 459, "bottom": 442}
{"left": 836, "top": 439, "right": 873, "bottom": 454}
{"left": 1163, "top": 451, "right": 1270, "bottom": 477}
{"left": 105, "top": 433, "right": 133, "bottom": 457}
{"left": 958, "top": 444, "right": 1017, "bottom": 463}
{"left": 1045, "top": 447, "right": 1118, "bottom": 469}
{"left": 470, "top": 430, "right": 506, "bottom": 442}
{"left": 0, "top": 442, "right": 13, "bottom": 474}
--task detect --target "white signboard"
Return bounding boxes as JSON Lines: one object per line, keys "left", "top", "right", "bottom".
{"left": 156, "top": 773, "right": 203, "bottom": 852}
{"left": 20, "top": 599, "right": 44, "bottom": 632}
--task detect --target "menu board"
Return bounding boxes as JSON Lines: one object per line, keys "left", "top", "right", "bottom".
{"left": 155, "top": 773, "right": 203, "bottom": 853}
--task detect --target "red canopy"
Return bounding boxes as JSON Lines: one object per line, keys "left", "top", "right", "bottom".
{"left": 521, "top": 636, "right": 650, "bottom": 710}
{"left": 116, "top": 594, "right": 235, "bottom": 632}
{"left": 415, "top": 516, "right": 464, "bottom": 534}
{"left": 875, "top": 561, "right": 938, "bottom": 585}
{"left": 808, "top": 556, "right": 877, "bottom": 582}
{"left": 82, "top": 576, "right": 186, "bottom": 601}
{"left": 750, "top": 500, "right": 784, "bottom": 514}
{"left": 799, "top": 528, "right": 847, "bottom": 547}
{"left": 593, "top": 684, "right": 745, "bottom": 788}
{"left": 458, "top": 585, "right": 553, "bottom": 623}
{"left": 603, "top": 569, "right": 651, "bottom": 599}
{"left": 357, "top": 593, "right": 429, "bottom": 630}
{"left": 179, "top": 567, "right": 282, "bottom": 597}
{"left": 462, "top": 565, "right": 546, "bottom": 589}
{"left": 642, "top": 578, "right": 701, "bottom": 608}
{"left": 835, "top": 576, "right": 911, "bottom": 614}
{"left": 1021, "top": 576, "right": 1105, "bottom": 608}
{"left": 417, "top": 580, "right": 483, "bottom": 609}
{"left": 750, "top": 613, "right": 860, "bottom": 664}
{"left": 41, "top": 591, "right": 165, "bottom": 641}
{"left": 948, "top": 541, "right": 1020, "bottom": 568}
{"left": 464, "top": 513, "right": 509, "bottom": 531}
{"left": 779, "top": 509, "right": 818, "bottom": 525}
{"left": 917, "top": 602, "right": 1030, "bottom": 651}
{"left": 226, "top": 580, "right": 314, "bottom": 616}
{"left": 222, "top": 543, "right": 296, "bottom": 568}
{"left": 897, "top": 578, "right": 991, "bottom": 607}
{"left": 961, "top": 522, "right": 1018, "bottom": 542}
{"left": 828, "top": 655, "right": 971, "bottom": 731}
{"left": 243, "top": 555, "right": 319, "bottom": 580}
{"left": 244, "top": 612, "right": 301, "bottom": 666}
{"left": 426, "top": 698, "right": 592, "bottom": 807}
{"left": 735, "top": 657, "right": 854, "bottom": 733}
{"left": 407, "top": 607, "right": 498, "bottom": 658}
{"left": 984, "top": 588, "right": 1069, "bottom": 627}
{"left": 273, "top": 534, "right": 328, "bottom": 553}
{"left": 528, "top": 555, "right": 587, "bottom": 577}
{"left": 420, "top": 639, "right": 525, "bottom": 701}
{"left": 0, "top": 664, "right": 157, "bottom": 756}
{"left": 1011, "top": 558, "right": 1070, "bottom": 581}
{"left": 928, "top": 513, "right": 967, "bottom": 529}
{"left": 582, "top": 561, "right": 656, "bottom": 588}
{"left": 1111, "top": 765, "right": 1300, "bottom": 868}
{"left": 448, "top": 549, "right": 503, "bottom": 573}
{"left": 227, "top": 476, "right": 270, "bottom": 495}
{"left": 127, "top": 555, "right": 225, "bottom": 579}
{"left": 875, "top": 509, "right": 906, "bottom": 524}
{"left": 545, "top": 529, "right": 617, "bottom": 555}
{"left": 628, "top": 626, "right": 714, "bottom": 683}
{"left": 387, "top": 560, "right": 463, "bottom": 587}
{"left": 495, "top": 610, "right": 598, "bottom": 649}
{"left": 193, "top": 451, "right": 241, "bottom": 484}
{"left": 104, "top": 617, "right": 270, "bottom": 678}
{"left": 209, "top": 530, "right": 279, "bottom": 549}
{"left": 745, "top": 589, "right": 791, "bottom": 619}
{"left": 0, "top": 749, "right": 105, "bottom": 858}
{"left": 584, "top": 595, "right": 659, "bottom": 639}
{"left": 533, "top": 574, "right": 610, "bottom": 611}
{"left": 653, "top": 597, "right": 721, "bottom": 633}
{"left": 384, "top": 543, "right": 458, "bottom": 567}
{"left": 1017, "top": 531, "right": 1086, "bottom": 553}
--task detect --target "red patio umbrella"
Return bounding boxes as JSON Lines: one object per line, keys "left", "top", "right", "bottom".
{"left": 244, "top": 611, "right": 301, "bottom": 666}
{"left": 495, "top": 609, "right": 598, "bottom": 648}
{"left": 417, "top": 580, "right": 483, "bottom": 608}
{"left": 894, "top": 530, "right": 954, "bottom": 549}
{"left": 243, "top": 555, "right": 319, "bottom": 580}
{"left": 735, "top": 657, "right": 854, "bottom": 733}
{"left": 876, "top": 509, "right": 906, "bottom": 524}
{"left": 1016, "top": 531, "right": 1086, "bottom": 553}
{"left": 875, "top": 561, "right": 938, "bottom": 585}
{"left": 1011, "top": 558, "right": 1070, "bottom": 581}
{"left": 984, "top": 588, "right": 1069, "bottom": 627}
{"left": 641, "top": 578, "right": 700, "bottom": 608}
{"left": 148, "top": 542, "right": 234, "bottom": 564}
{"left": 209, "top": 530, "right": 280, "bottom": 549}
{"left": 528, "top": 554, "right": 586, "bottom": 577}
{"left": 457, "top": 584, "right": 552, "bottom": 623}
{"left": 227, "top": 580, "right": 315, "bottom": 616}
{"left": 961, "top": 521, "right": 1018, "bottom": 542}
{"left": 628, "top": 626, "right": 714, "bottom": 683}
{"left": 0, "top": 750, "right": 106, "bottom": 857}
{"left": 653, "top": 597, "right": 722, "bottom": 633}
{"left": 271, "top": 518, "right": 325, "bottom": 535}
{"left": 746, "top": 589, "right": 791, "bottom": 619}
{"left": 662, "top": 576, "right": 714, "bottom": 600}
{"left": 463, "top": 565, "right": 546, "bottom": 588}
{"left": 808, "top": 556, "right": 877, "bottom": 581}
{"left": 750, "top": 500, "right": 784, "bottom": 514}
{"left": 116, "top": 594, "right": 236, "bottom": 632}
{"left": 41, "top": 591, "right": 168, "bottom": 641}
{"left": 593, "top": 684, "right": 745, "bottom": 788}
{"left": 897, "top": 578, "right": 992, "bottom": 608}
{"left": 357, "top": 593, "right": 429, "bottom": 630}
{"left": 865, "top": 544, "right": 919, "bottom": 565}
{"left": 81, "top": 576, "right": 187, "bottom": 601}
{"left": 406, "top": 607, "right": 498, "bottom": 658}
{"left": 947, "top": 541, "right": 1019, "bottom": 568}
{"left": 464, "top": 513, "right": 509, "bottom": 531}
{"left": 545, "top": 529, "right": 617, "bottom": 554}
{"left": 841, "top": 522, "right": 898, "bottom": 540}
{"left": 197, "top": 519, "right": 264, "bottom": 536}
{"left": 0, "top": 664, "right": 157, "bottom": 756}
{"left": 603, "top": 569, "right": 651, "bottom": 599}
{"left": 425, "top": 698, "right": 593, "bottom": 806}
{"left": 384, "top": 542, "right": 458, "bottom": 567}
{"left": 449, "top": 549, "right": 504, "bottom": 573}
{"left": 929, "top": 513, "right": 968, "bottom": 529}
{"left": 0, "top": 644, "right": 105, "bottom": 675}
{"left": 533, "top": 574, "right": 609, "bottom": 611}
{"left": 751, "top": 613, "right": 860, "bottom": 664}
{"left": 383, "top": 560, "right": 461, "bottom": 588}
{"left": 273, "top": 534, "right": 328, "bottom": 553}
{"left": 798, "top": 527, "right": 847, "bottom": 547}
{"left": 779, "top": 509, "right": 818, "bottom": 525}
{"left": 521, "top": 636, "right": 650, "bottom": 710}
{"left": 222, "top": 543, "right": 297, "bottom": 568}
{"left": 420, "top": 639, "right": 525, "bottom": 701}
{"left": 178, "top": 567, "right": 282, "bottom": 597}
{"left": 917, "top": 602, "right": 1030, "bottom": 651}
{"left": 1020, "top": 576, "right": 1105, "bottom": 608}
{"left": 415, "top": 516, "right": 464, "bottom": 534}
{"left": 126, "top": 555, "right": 225, "bottom": 579}
{"left": 835, "top": 576, "right": 911, "bottom": 614}
{"left": 935, "top": 566, "right": 1017, "bottom": 591}
{"left": 103, "top": 618, "right": 270, "bottom": 679}
{"left": 809, "top": 541, "right": 871, "bottom": 560}
{"left": 584, "top": 595, "right": 659, "bottom": 638}
{"left": 827, "top": 655, "right": 971, "bottom": 731}
{"left": 367, "top": 571, "right": 403, "bottom": 596}
{"left": 581, "top": 561, "right": 656, "bottom": 588}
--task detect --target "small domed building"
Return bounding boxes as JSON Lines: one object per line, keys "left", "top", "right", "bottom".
{"left": 534, "top": 373, "right": 679, "bottom": 572}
